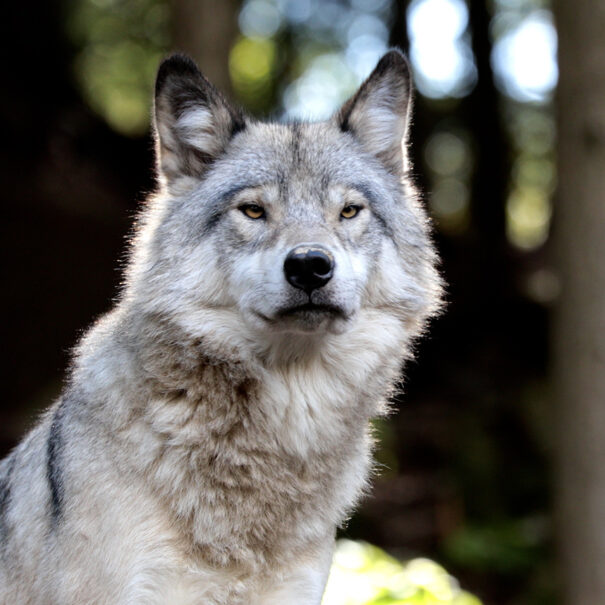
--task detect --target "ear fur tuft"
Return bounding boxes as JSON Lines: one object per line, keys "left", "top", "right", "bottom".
{"left": 153, "top": 54, "right": 246, "bottom": 187}
{"left": 337, "top": 49, "right": 413, "bottom": 176}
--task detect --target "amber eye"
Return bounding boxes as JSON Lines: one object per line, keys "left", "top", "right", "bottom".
{"left": 341, "top": 205, "right": 361, "bottom": 219}
{"left": 240, "top": 204, "right": 265, "bottom": 220}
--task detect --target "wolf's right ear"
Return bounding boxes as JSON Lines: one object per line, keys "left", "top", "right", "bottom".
{"left": 153, "top": 55, "right": 246, "bottom": 188}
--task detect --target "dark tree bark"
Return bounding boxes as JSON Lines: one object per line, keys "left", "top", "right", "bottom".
{"left": 389, "top": 0, "right": 410, "bottom": 53}
{"left": 552, "top": 1, "right": 605, "bottom": 603}
{"left": 466, "top": 0, "right": 509, "bottom": 250}
{"left": 170, "top": 0, "right": 240, "bottom": 96}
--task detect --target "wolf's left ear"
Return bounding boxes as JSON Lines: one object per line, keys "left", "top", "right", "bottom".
{"left": 337, "top": 49, "right": 413, "bottom": 176}
{"left": 153, "top": 54, "right": 246, "bottom": 187}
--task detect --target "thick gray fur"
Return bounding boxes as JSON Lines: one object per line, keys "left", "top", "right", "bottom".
{"left": 0, "top": 49, "right": 442, "bottom": 604}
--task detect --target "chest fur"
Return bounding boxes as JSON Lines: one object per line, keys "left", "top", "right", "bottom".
{"left": 133, "top": 361, "right": 374, "bottom": 568}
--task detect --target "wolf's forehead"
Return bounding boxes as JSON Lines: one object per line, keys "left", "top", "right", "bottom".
{"left": 199, "top": 120, "right": 388, "bottom": 217}
{"left": 238, "top": 121, "right": 349, "bottom": 175}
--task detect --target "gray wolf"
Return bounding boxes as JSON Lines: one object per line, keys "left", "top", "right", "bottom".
{"left": 0, "top": 49, "right": 442, "bottom": 604}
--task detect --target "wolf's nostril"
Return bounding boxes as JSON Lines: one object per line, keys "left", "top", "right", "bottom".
{"left": 284, "top": 246, "right": 335, "bottom": 293}
{"left": 307, "top": 251, "right": 332, "bottom": 277}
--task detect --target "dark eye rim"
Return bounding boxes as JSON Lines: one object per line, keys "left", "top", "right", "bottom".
{"left": 340, "top": 204, "right": 363, "bottom": 219}
{"left": 239, "top": 203, "right": 266, "bottom": 219}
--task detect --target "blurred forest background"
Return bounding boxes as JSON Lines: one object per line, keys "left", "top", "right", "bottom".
{"left": 1, "top": 1, "right": 604, "bottom": 604}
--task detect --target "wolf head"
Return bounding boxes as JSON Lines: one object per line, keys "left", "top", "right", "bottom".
{"left": 125, "top": 50, "right": 441, "bottom": 361}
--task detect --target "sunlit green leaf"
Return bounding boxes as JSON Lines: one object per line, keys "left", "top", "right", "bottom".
{"left": 322, "top": 540, "right": 483, "bottom": 605}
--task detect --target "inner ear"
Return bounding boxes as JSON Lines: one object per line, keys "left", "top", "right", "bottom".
{"left": 153, "top": 54, "right": 246, "bottom": 187}
{"left": 337, "top": 49, "right": 413, "bottom": 176}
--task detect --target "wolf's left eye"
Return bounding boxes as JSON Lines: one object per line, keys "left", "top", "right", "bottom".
{"left": 341, "top": 205, "right": 362, "bottom": 219}
{"left": 240, "top": 204, "right": 265, "bottom": 220}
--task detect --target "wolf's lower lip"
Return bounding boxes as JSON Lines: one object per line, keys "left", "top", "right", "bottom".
{"left": 277, "top": 303, "right": 344, "bottom": 317}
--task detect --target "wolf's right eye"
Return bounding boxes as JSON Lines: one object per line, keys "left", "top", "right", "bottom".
{"left": 240, "top": 204, "right": 265, "bottom": 220}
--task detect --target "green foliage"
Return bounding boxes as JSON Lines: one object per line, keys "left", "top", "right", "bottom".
{"left": 66, "top": 0, "right": 169, "bottom": 136}
{"left": 229, "top": 36, "right": 278, "bottom": 114}
{"left": 322, "top": 541, "right": 483, "bottom": 605}
{"left": 443, "top": 519, "right": 547, "bottom": 575}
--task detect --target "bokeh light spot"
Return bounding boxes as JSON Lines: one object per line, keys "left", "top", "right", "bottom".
{"left": 407, "top": 0, "right": 477, "bottom": 98}
{"left": 492, "top": 10, "right": 558, "bottom": 103}
{"left": 230, "top": 36, "right": 277, "bottom": 111}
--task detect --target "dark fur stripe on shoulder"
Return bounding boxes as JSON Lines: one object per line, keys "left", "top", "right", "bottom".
{"left": 47, "top": 401, "right": 66, "bottom": 524}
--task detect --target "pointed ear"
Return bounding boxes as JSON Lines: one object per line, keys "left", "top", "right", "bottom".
{"left": 337, "top": 50, "right": 413, "bottom": 176}
{"left": 153, "top": 54, "right": 246, "bottom": 187}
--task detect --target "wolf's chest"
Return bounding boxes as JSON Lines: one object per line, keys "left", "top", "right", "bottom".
{"left": 145, "top": 369, "right": 369, "bottom": 565}
{"left": 183, "top": 445, "right": 367, "bottom": 571}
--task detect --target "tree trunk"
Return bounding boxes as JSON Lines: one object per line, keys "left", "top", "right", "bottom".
{"left": 170, "top": 0, "right": 240, "bottom": 96}
{"left": 552, "top": 1, "right": 605, "bottom": 603}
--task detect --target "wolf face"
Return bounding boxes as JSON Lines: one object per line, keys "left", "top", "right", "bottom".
{"left": 127, "top": 51, "right": 440, "bottom": 353}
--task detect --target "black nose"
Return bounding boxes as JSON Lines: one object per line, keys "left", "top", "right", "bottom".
{"left": 284, "top": 245, "right": 335, "bottom": 293}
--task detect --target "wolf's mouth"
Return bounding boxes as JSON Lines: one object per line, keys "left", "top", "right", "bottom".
{"left": 276, "top": 302, "right": 345, "bottom": 318}
{"left": 252, "top": 302, "right": 349, "bottom": 332}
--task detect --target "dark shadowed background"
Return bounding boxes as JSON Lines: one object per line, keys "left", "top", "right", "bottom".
{"left": 1, "top": 1, "right": 604, "bottom": 604}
